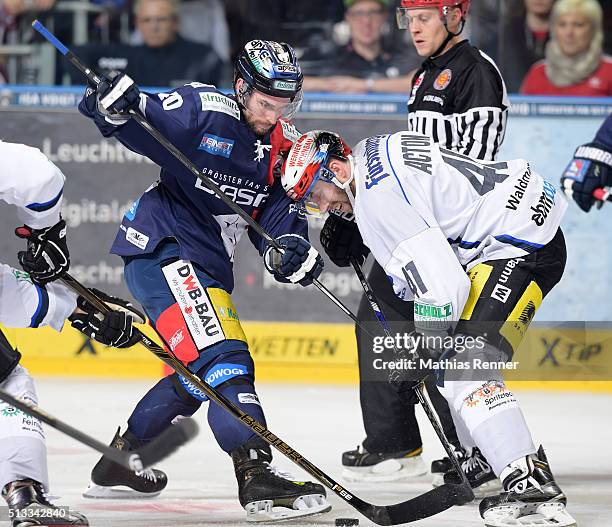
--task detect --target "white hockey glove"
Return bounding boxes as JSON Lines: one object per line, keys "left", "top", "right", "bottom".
{"left": 97, "top": 71, "right": 141, "bottom": 114}
{"left": 264, "top": 234, "right": 324, "bottom": 287}
{"left": 70, "top": 288, "right": 146, "bottom": 348}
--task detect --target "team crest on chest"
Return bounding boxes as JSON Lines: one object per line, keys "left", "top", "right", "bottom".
{"left": 434, "top": 69, "right": 452, "bottom": 90}
{"left": 254, "top": 140, "right": 272, "bottom": 162}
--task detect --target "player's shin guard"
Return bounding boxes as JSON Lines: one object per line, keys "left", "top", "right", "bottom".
{"left": 208, "top": 382, "right": 268, "bottom": 453}
{"left": 231, "top": 440, "right": 331, "bottom": 523}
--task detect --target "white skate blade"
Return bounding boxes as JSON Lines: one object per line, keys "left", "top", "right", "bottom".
{"left": 82, "top": 481, "right": 161, "bottom": 499}
{"left": 245, "top": 494, "right": 331, "bottom": 522}
{"left": 342, "top": 456, "right": 428, "bottom": 483}
{"left": 484, "top": 501, "right": 577, "bottom": 527}
{"left": 473, "top": 478, "right": 503, "bottom": 499}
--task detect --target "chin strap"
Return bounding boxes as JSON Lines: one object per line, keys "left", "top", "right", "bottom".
{"left": 430, "top": 9, "right": 466, "bottom": 59}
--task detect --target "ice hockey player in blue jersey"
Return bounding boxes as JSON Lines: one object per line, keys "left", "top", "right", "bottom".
{"left": 76, "top": 40, "right": 330, "bottom": 522}
{"left": 561, "top": 113, "right": 612, "bottom": 212}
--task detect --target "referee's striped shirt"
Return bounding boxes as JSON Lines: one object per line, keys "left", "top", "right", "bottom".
{"left": 407, "top": 40, "right": 509, "bottom": 162}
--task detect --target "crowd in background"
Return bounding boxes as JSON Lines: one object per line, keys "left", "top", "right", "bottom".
{"left": 1, "top": 0, "right": 611, "bottom": 96}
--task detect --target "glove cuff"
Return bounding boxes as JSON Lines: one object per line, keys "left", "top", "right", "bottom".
{"left": 575, "top": 143, "right": 612, "bottom": 168}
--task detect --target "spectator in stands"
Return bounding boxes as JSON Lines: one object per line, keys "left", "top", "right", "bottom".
{"left": 521, "top": 0, "right": 612, "bottom": 96}
{"left": 131, "top": 0, "right": 230, "bottom": 62}
{"left": 498, "top": 0, "right": 556, "bottom": 93}
{"left": 303, "top": 0, "right": 418, "bottom": 93}
{"left": 62, "top": 0, "right": 228, "bottom": 88}
{"left": 465, "top": 0, "right": 507, "bottom": 62}
{"left": 1, "top": 0, "right": 57, "bottom": 82}
{"left": 238, "top": 0, "right": 344, "bottom": 65}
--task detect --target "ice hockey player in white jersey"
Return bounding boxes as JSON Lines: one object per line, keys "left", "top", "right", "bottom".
{"left": 0, "top": 140, "right": 145, "bottom": 526}
{"left": 280, "top": 131, "right": 577, "bottom": 527}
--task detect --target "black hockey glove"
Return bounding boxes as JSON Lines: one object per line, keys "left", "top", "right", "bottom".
{"left": 96, "top": 70, "right": 141, "bottom": 115}
{"left": 561, "top": 142, "right": 612, "bottom": 212}
{"left": 69, "top": 288, "right": 146, "bottom": 348}
{"left": 264, "top": 234, "right": 324, "bottom": 287}
{"left": 320, "top": 211, "right": 369, "bottom": 268}
{"left": 15, "top": 220, "right": 70, "bottom": 285}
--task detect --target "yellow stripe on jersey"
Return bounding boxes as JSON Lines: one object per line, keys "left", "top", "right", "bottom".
{"left": 208, "top": 287, "right": 247, "bottom": 343}
{"left": 500, "top": 281, "right": 543, "bottom": 353}
{"left": 460, "top": 263, "right": 493, "bottom": 321}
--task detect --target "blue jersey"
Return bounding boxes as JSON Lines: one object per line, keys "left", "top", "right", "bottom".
{"left": 594, "top": 113, "right": 612, "bottom": 150}
{"left": 79, "top": 83, "right": 307, "bottom": 292}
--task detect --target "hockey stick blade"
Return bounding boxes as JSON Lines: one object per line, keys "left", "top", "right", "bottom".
{"left": 59, "top": 274, "right": 470, "bottom": 525}
{"left": 362, "top": 482, "right": 474, "bottom": 525}
{"left": 134, "top": 418, "right": 199, "bottom": 469}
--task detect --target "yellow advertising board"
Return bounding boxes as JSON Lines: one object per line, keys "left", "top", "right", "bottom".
{"left": 2, "top": 321, "right": 611, "bottom": 393}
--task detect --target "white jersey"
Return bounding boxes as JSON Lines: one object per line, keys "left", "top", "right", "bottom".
{"left": 0, "top": 141, "right": 66, "bottom": 229}
{"left": 0, "top": 141, "right": 76, "bottom": 330}
{"left": 352, "top": 131, "right": 566, "bottom": 323}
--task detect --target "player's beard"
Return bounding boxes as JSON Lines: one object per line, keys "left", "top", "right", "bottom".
{"left": 243, "top": 110, "right": 276, "bottom": 136}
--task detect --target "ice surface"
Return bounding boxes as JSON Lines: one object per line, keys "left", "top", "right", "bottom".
{"left": 3, "top": 378, "right": 610, "bottom": 527}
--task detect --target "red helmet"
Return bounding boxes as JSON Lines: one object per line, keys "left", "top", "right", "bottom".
{"left": 397, "top": 0, "right": 470, "bottom": 29}
{"left": 399, "top": 0, "right": 470, "bottom": 15}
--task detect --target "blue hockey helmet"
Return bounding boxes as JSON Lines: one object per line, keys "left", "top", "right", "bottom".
{"left": 234, "top": 40, "right": 303, "bottom": 103}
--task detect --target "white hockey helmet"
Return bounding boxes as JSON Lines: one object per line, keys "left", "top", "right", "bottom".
{"left": 282, "top": 130, "right": 352, "bottom": 216}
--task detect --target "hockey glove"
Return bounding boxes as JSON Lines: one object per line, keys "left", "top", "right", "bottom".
{"left": 69, "top": 288, "right": 146, "bottom": 348}
{"left": 96, "top": 71, "right": 141, "bottom": 116}
{"left": 264, "top": 234, "right": 324, "bottom": 287}
{"left": 320, "top": 211, "right": 369, "bottom": 268}
{"left": 561, "top": 142, "right": 612, "bottom": 212}
{"left": 15, "top": 220, "right": 70, "bottom": 285}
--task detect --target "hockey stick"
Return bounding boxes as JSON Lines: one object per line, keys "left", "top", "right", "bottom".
{"left": 31, "top": 20, "right": 367, "bottom": 335}
{"left": 0, "top": 387, "right": 198, "bottom": 471}
{"left": 350, "top": 257, "right": 474, "bottom": 500}
{"left": 60, "top": 272, "right": 472, "bottom": 525}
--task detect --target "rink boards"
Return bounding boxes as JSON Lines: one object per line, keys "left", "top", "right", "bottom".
{"left": 1, "top": 89, "right": 611, "bottom": 393}
{"left": 2, "top": 321, "right": 612, "bottom": 392}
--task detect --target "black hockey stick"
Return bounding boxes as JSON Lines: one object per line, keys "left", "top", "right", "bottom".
{"left": 0, "top": 387, "right": 198, "bottom": 471}
{"left": 31, "top": 20, "right": 368, "bottom": 336}
{"left": 350, "top": 257, "right": 474, "bottom": 500}
{"left": 61, "top": 272, "right": 472, "bottom": 525}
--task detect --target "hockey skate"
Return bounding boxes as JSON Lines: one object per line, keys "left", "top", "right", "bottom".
{"left": 341, "top": 445, "right": 428, "bottom": 482}
{"left": 431, "top": 445, "right": 466, "bottom": 487}
{"left": 82, "top": 428, "right": 167, "bottom": 499}
{"left": 3, "top": 479, "right": 88, "bottom": 527}
{"left": 479, "top": 446, "right": 576, "bottom": 527}
{"left": 442, "top": 446, "right": 502, "bottom": 498}
{"left": 232, "top": 443, "right": 331, "bottom": 522}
